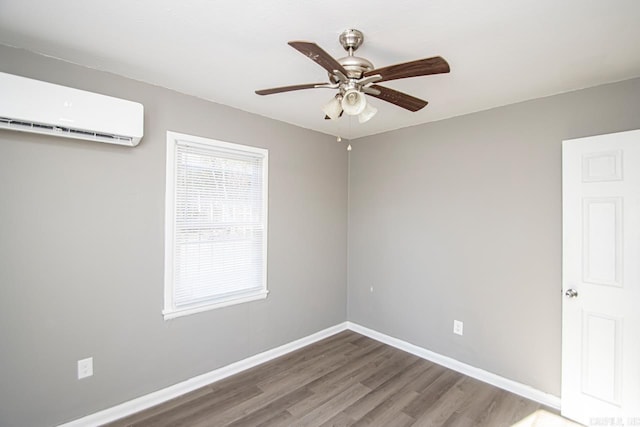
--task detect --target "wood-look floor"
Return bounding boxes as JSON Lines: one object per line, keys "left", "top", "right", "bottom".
{"left": 105, "top": 331, "right": 580, "bottom": 427}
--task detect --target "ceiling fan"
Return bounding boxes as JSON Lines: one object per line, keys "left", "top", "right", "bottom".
{"left": 255, "top": 29, "right": 450, "bottom": 123}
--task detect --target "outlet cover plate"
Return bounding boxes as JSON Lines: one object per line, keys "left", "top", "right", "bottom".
{"left": 453, "top": 320, "right": 464, "bottom": 336}
{"left": 78, "top": 357, "right": 93, "bottom": 379}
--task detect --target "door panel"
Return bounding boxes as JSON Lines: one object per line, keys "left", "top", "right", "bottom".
{"left": 582, "top": 197, "right": 622, "bottom": 287}
{"left": 581, "top": 311, "right": 621, "bottom": 404}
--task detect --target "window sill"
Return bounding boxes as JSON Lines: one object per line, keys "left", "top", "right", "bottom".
{"left": 163, "top": 290, "right": 269, "bottom": 320}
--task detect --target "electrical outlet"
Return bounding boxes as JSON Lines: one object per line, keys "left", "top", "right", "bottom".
{"left": 453, "top": 320, "right": 464, "bottom": 336}
{"left": 370, "top": 286, "right": 374, "bottom": 293}
{"left": 77, "top": 357, "right": 93, "bottom": 379}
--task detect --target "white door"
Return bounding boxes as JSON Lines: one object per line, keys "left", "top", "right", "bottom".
{"left": 562, "top": 129, "right": 640, "bottom": 425}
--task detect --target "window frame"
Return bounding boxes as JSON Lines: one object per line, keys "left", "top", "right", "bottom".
{"left": 164, "top": 131, "right": 268, "bottom": 320}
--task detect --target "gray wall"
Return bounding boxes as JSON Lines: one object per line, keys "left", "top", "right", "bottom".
{"left": 348, "top": 77, "right": 640, "bottom": 396}
{"left": 0, "top": 45, "right": 347, "bottom": 426}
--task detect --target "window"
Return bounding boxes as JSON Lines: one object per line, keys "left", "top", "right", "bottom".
{"left": 164, "top": 131, "right": 268, "bottom": 319}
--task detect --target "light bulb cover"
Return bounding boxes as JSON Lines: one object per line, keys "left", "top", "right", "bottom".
{"left": 358, "top": 102, "right": 378, "bottom": 123}
{"left": 341, "top": 89, "right": 366, "bottom": 116}
{"left": 322, "top": 96, "right": 343, "bottom": 120}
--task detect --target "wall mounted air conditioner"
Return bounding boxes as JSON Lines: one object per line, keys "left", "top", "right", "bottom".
{"left": 0, "top": 72, "right": 144, "bottom": 146}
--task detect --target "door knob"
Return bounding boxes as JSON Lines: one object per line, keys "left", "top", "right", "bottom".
{"left": 565, "top": 288, "right": 579, "bottom": 298}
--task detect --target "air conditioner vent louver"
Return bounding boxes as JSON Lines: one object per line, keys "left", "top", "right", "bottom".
{"left": 0, "top": 116, "right": 134, "bottom": 144}
{"left": 0, "top": 72, "right": 143, "bottom": 146}
{"left": 0, "top": 117, "right": 133, "bottom": 145}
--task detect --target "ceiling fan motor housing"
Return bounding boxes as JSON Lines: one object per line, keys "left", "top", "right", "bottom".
{"left": 336, "top": 56, "right": 374, "bottom": 79}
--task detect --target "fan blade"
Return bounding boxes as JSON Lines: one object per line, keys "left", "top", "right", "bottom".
{"left": 288, "top": 41, "right": 349, "bottom": 77}
{"left": 364, "top": 56, "right": 450, "bottom": 83}
{"left": 255, "top": 83, "right": 330, "bottom": 95}
{"left": 367, "top": 85, "right": 428, "bottom": 112}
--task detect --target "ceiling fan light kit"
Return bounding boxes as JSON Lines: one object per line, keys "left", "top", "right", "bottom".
{"left": 256, "top": 29, "right": 450, "bottom": 124}
{"left": 342, "top": 89, "right": 366, "bottom": 115}
{"left": 358, "top": 102, "right": 378, "bottom": 124}
{"left": 322, "top": 95, "right": 343, "bottom": 120}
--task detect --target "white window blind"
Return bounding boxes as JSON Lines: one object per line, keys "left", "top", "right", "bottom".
{"left": 164, "top": 132, "right": 268, "bottom": 319}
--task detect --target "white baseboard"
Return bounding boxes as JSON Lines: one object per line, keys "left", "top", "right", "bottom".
{"left": 59, "top": 322, "right": 349, "bottom": 426}
{"left": 346, "top": 321, "right": 561, "bottom": 410}
{"left": 60, "top": 320, "right": 560, "bottom": 426}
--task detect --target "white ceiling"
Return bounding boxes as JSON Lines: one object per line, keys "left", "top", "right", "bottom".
{"left": 1, "top": 0, "right": 639, "bottom": 140}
